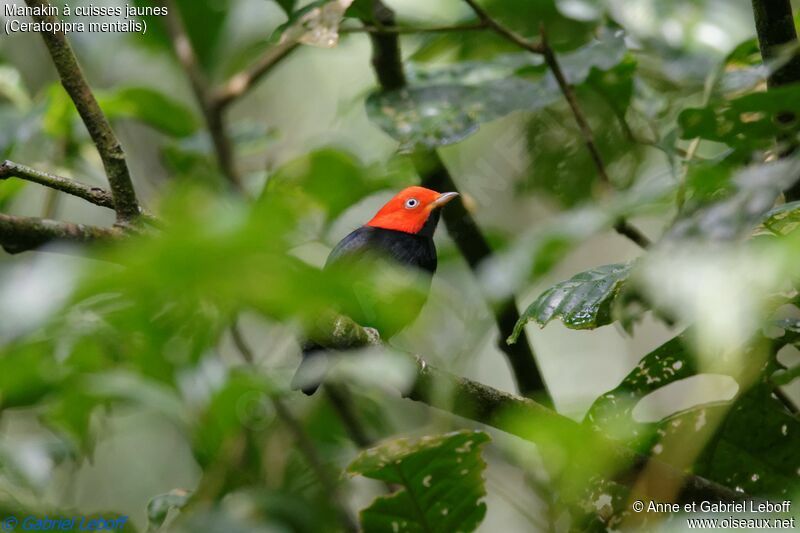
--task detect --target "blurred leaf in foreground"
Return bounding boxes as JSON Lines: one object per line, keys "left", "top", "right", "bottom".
{"left": 97, "top": 87, "right": 199, "bottom": 138}
{"left": 348, "top": 430, "right": 490, "bottom": 533}
{"left": 668, "top": 158, "right": 800, "bottom": 241}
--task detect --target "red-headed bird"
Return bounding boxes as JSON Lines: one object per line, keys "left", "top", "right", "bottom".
{"left": 292, "top": 186, "right": 458, "bottom": 394}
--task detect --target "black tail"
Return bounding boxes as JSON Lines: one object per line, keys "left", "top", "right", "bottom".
{"left": 290, "top": 342, "right": 329, "bottom": 395}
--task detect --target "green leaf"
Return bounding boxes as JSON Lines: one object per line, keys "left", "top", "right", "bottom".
{"left": 367, "top": 80, "right": 561, "bottom": 151}
{"left": 263, "top": 149, "right": 406, "bottom": 221}
{"left": 585, "top": 337, "right": 800, "bottom": 499}
{"left": 758, "top": 200, "right": 800, "bottom": 236}
{"left": 98, "top": 87, "right": 199, "bottom": 138}
{"left": 693, "top": 381, "right": 800, "bottom": 499}
{"left": 348, "top": 430, "right": 490, "bottom": 533}
{"left": 668, "top": 158, "right": 800, "bottom": 241}
{"left": 147, "top": 489, "right": 191, "bottom": 529}
{"left": 585, "top": 337, "right": 698, "bottom": 437}
{"left": 510, "top": 263, "right": 632, "bottom": 343}
{"left": 678, "top": 84, "right": 800, "bottom": 150}
{"left": 369, "top": 30, "right": 628, "bottom": 151}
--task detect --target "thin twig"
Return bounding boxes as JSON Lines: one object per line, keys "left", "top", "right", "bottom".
{"left": 229, "top": 322, "right": 358, "bottom": 532}
{"left": 315, "top": 312, "right": 748, "bottom": 505}
{"left": 25, "top": 0, "right": 140, "bottom": 222}
{"left": 539, "top": 29, "right": 650, "bottom": 248}
{"left": 458, "top": 1, "right": 651, "bottom": 249}
{"left": 159, "top": 0, "right": 242, "bottom": 190}
{"left": 341, "top": 21, "right": 488, "bottom": 34}
{"left": 0, "top": 213, "right": 124, "bottom": 254}
{"left": 1, "top": 160, "right": 115, "bottom": 210}
{"left": 462, "top": 0, "right": 544, "bottom": 54}
{"left": 323, "top": 383, "right": 374, "bottom": 448}
{"left": 212, "top": 41, "right": 299, "bottom": 111}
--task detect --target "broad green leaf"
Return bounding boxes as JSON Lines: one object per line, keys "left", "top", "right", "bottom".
{"left": 585, "top": 337, "right": 800, "bottom": 499}
{"left": 348, "top": 430, "right": 490, "bottom": 533}
{"left": 510, "top": 263, "right": 632, "bottom": 343}
{"left": 668, "top": 158, "right": 800, "bottom": 241}
{"left": 367, "top": 80, "right": 560, "bottom": 151}
{"left": 369, "top": 30, "right": 628, "bottom": 151}
{"left": 263, "top": 149, "right": 406, "bottom": 221}
{"left": 98, "top": 87, "right": 199, "bottom": 138}
{"left": 0, "top": 343, "right": 63, "bottom": 410}
{"left": 758, "top": 201, "right": 800, "bottom": 236}
{"left": 584, "top": 337, "right": 698, "bottom": 436}
{"left": 678, "top": 84, "right": 800, "bottom": 150}
{"left": 272, "top": 0, "right": 354, "bottom": 48}
{"left": 147, "top": 489, "right": 191, "bottom": 529}
{"left": 693, "top": 379, "right": 800, "bottom": 498}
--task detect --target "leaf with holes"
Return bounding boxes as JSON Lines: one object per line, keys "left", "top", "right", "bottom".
{"left": 585, "top": 336, "right": 800, "bottom": 499}
{"left": 348, "top": 430, "right": 490, "bottom": 533}
{"left": 509, "top": 263, "right": 632, "bottom": 343}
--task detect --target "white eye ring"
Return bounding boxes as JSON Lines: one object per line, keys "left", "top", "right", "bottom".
{"left": 404, "top": 198, "right": 419, "bottom": 209}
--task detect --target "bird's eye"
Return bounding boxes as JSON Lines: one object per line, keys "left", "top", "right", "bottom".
{"left": 404, "top": 198, "right": 419, "bottom": 209}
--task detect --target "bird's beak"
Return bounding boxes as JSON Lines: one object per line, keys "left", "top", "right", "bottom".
{"left": 429, "top": 191, "right": 459, "bottom": 210}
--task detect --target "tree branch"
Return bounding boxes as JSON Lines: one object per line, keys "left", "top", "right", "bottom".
{"left": 539, "top": 31, "right": 650, "bottom": 248}
{"left": 750, "top": 0, "right": 800, "bottom": 201}
{"left": 313, "top": 313, "right": 747, "bottom": 506}
{"left": 212, "top": 41, "right": 299, "bottom": 111}
{"left": 0, "top": 213, "right": 123, "bottom": 254}
{"left": 159, "top": 0, "right": 242, "bottom": 190}
{"left": 362, "top": 0, "right": 548, "bottom": 400}
{"left": 751, "top": 0, "right": 800, "bottom": 89}
{"left": 1, "top": 160, "right": 115, "bottom": 210}
{"left": 25, "top": 0, "right": 140, "bottom": 222}
{"left": 341, "top": 21, "right": 488, "bottom": 35}
{"left": 229, "top": 321, "right": 358, "bottom": 532}
{"left": 461, "top": 0, "right": 544, "bottom": 54}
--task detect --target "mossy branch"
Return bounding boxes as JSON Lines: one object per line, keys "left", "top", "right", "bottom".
{"left": 0, "top": 213, "right": 123, "bottom": 254}
{"left": 24, "top": 0, "right": 140, "bottom": 222}
{"left": 314, "top": 313, "right": 747, "bottom": 506}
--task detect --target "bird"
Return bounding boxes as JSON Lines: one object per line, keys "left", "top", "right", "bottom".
{"left": 291, "top": 186, "right": 459, "bottom": 395}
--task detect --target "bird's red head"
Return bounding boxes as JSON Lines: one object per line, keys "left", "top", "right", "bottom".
{"left": 366, "top": 186, "right": 459, "bottom": 235}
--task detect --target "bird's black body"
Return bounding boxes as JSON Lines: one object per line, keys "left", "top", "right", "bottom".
{"left": 326, "top": 224, "right": 438, "bottom": 274}
{"left": 292, "top": 210, "right": 442, "bottom": 394}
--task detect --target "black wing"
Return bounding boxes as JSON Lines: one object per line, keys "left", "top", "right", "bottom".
{"left": 326, "top": 226, "right": 437, "bottom": 274}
